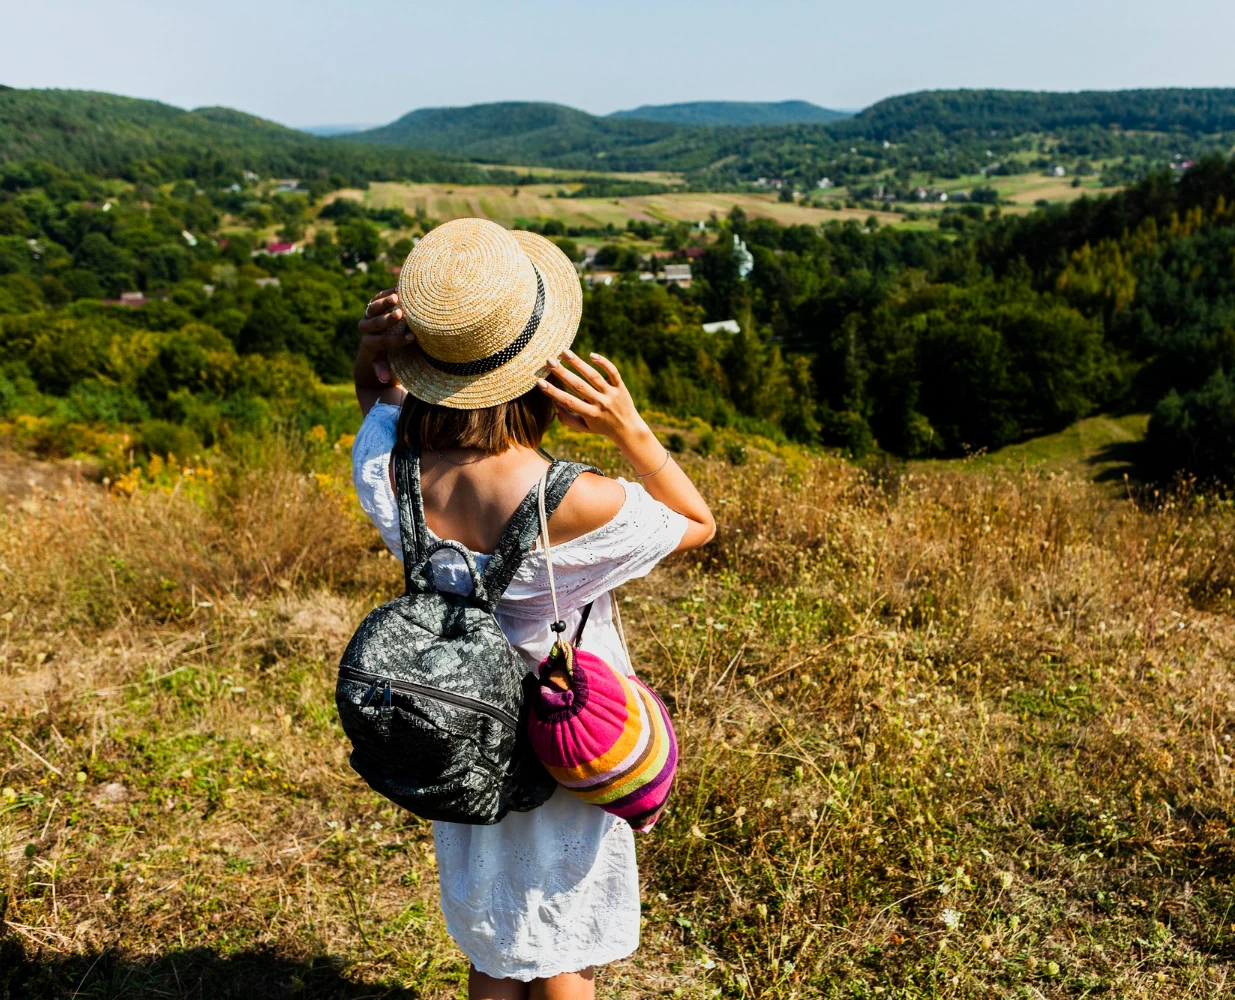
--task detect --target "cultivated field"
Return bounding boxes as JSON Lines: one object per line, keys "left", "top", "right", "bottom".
{"left": 942, "top": 173, "right": 1114, "bottom": 207}
{"left": 4, "top": 422, "right": 1235, "bottom": 998}
{"left": 325, "top": 182, "right": 904, "bottom": 232}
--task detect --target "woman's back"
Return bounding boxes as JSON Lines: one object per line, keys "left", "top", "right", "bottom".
{"left": 416, "top": 447, "right": 625, "bottom": 553}
{"left": 351, "top": 402, "right": 693, "bottom": 654}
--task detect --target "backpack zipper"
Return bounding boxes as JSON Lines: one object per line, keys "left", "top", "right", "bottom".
{"left": 339, "top": 665, "right": 518, "bottom": 730}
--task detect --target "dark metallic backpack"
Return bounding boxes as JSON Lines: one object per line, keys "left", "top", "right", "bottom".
{"left": 335, "top": 446, "right": 595, "bottom": 825}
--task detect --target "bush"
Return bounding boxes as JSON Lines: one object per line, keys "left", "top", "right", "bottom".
{"left": 593, "top": 243, "right": 642, "bottom": 272}
{"left": 725, "top": 442, "right": 748, "bottom": 465}
{"left": 665, "top": 432, "right": 686, "bottom": 453}
{"left": 551, "top": 236, "right": 580, "bottom": 262}
{"left": 139, "top": 419, "right": 201, "bottom": 460}
{"left": 1146, "top": 371, "right": 1235, "bottom": 483}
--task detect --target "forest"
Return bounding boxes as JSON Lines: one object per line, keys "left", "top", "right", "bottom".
{"left": 7, "top": 85, "right": 1232, "bottom": 197}
{"left": 0, "top": 87, "right": 511, "bottom": 189}
{"left": 2, "top": 109, "right": 1235, "bottom": 482}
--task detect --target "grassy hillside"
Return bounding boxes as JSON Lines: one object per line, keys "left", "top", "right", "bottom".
{"left": 3, "top": 426, "right": 1235, "bottom": 998}
{"left": 922, "top": 413, "right": 1151, "bottom": 483}
{"left": 609, "top": 100, "right": 849, "bottom": 126}
{"left": 0, "top": 87, "right": 493, "bottom": 187}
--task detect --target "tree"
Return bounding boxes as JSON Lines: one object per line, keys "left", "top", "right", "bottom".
{"left": 74, "top": 231, "right": 134, "bottom": 294}
{"left": 335, "top": 218, "right": 382, "bottom": 267}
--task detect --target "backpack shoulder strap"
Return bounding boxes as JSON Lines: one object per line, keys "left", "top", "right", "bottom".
{"left": 392, "top": 445, "right": 429, "bottom": 594}
{"left": 479, "top": 459, "right": 599, "bottom": 608}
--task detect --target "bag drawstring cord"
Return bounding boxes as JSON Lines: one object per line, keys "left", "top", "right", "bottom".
{"left": 536, "top": 470, "right": 566, "bottom": 643}
{"left": 537, "top": 466, "right": 633, "bottom": 667}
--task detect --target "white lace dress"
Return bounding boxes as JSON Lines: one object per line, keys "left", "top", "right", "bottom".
{"left": 351, "top": 403, "right": 688, "bottom": 981}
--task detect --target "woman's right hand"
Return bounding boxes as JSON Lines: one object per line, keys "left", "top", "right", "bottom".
{"left": 355, "top": 289, "right": 413, "bottom": 413}
{"left": 357, "top": 288, "right": 410, "bottom": 385}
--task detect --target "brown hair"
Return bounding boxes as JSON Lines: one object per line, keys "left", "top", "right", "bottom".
{"left": 397, "top": 386, "right": 555, "bottom": 454}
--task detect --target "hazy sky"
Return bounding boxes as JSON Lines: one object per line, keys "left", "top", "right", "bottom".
{"left": 3, "top": 0, "right": 1233, "bottom": 128}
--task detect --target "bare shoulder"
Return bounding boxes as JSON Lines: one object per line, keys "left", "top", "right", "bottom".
{"left": 549, "top": 472, "right": 626, "bottom": 544}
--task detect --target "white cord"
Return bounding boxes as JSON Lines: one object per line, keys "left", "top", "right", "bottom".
{"left": 537, "top": 470, "right": 563, "bottom": 635}
{"left": 539, "top": 468, "right": 630, "bottom": 664}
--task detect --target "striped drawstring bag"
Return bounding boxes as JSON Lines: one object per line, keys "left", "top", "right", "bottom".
{"left": 525, "top": 472, "right": 678, "bottom": 832}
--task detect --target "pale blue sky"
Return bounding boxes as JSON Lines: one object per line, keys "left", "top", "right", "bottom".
{"left": 2, "top": 0, "right": 1232, "bottom": 128}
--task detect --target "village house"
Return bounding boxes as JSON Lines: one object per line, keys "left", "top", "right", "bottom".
{"left": 103, "top": 291, "right": 149, "bottom": 308}
{"left": 252, "top": 242, "right": 301, "bottom": 257}
{"left": 702, "top": 319, "right": 740, "bottom": 334}
{"left": 662, "top": 264, "right": 692, "bottom": 286}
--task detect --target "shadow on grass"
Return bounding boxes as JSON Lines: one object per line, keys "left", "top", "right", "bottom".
{"left": 1087, "top": 437, "right": 1152, "bottom": 484}
{"left": 0, "top": 940, "right": 423, "bottom": 1000}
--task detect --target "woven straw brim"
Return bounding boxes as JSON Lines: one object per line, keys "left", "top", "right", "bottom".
{"left": 388, "top": 230, "right": 582, "bottom": 409}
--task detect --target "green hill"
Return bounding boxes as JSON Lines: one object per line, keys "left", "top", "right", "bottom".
{"left": 840, "top": 87, "right": 1235, "bottom": 139}
{"left": 345, "top": 101, "right": 685, "bottom": 167}
{"left": 608, "top": 99, "right": 849, "bottom": 126}
{"left": 0, "top": 87, "right": 492, "bottom": 187}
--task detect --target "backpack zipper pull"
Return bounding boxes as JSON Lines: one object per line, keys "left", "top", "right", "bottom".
{"left": 361, "top": 678, "right": 380, "bottom": 708}
{"left": 383, "top": 680, "right": 392, "bottom": 709}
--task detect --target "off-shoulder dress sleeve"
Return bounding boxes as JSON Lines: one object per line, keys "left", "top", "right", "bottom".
{"left": 498, "top": 478, "right": 689, "bottom": 617}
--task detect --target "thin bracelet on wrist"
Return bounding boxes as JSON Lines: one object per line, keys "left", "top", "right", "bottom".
{"left": 636, "top": 447, "right": 672, "bottom": 480}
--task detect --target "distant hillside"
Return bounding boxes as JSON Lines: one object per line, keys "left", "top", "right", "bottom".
{"left": 0, "top": 88, "right": 491, "bottom": 187}
{"left": 345, "top": 89, "right": 1235, "bottom": 183}
{"left": 608, "top": 100, "right": 849, "bottom": 126}
{"left": 347, "top": 102, "right": 685, "bottom": 166}
{"left": 840, "top": 87, "right": 1235, "bottom": 139}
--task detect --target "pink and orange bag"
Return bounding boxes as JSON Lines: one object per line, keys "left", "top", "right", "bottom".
{"left": 525, "top": 472, "right": 678, "bottom": 831}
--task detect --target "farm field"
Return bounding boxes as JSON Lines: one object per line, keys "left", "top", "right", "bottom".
{"left": 324, "top": 181, "right": 905, "bottom": 231}
{"left": 4, "top": 421, "right": 1235, "bottom": 998}
{"left": 949, "top": 172, "right": 1114, "bottom": 207}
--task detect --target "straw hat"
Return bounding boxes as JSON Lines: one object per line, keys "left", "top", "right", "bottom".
{"left": 387, "top": 218, "right": 582, "bottom": 409}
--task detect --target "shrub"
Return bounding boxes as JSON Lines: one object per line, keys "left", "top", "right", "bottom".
{"left": 139, "top": 419, "right": 201, "bottom": 459}
{"left": 1146, "top": 370, "right": 1235, "bottom": 483}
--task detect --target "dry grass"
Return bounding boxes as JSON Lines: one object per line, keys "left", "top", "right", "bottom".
{"left": 3, "top": 433, "right": 1235, "bottom": 998}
